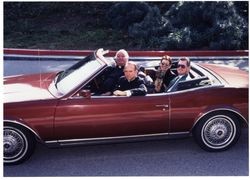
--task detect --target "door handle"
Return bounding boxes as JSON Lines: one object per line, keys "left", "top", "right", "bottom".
{"left": 155, "top": 104, "right": 169, "bottom": 108}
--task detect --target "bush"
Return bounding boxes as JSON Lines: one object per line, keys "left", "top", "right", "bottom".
{"left": 106, "top": 2, "right": 149, "bottom": 30}
{"left": 107, "top": 1, "right": 248, "bottom": 50}
{"left": 4, "top": 2, "right": 248, "bottom": 50}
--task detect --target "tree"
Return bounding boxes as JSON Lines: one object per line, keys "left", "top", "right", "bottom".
{"left": 163, "top": 1, "right": 248, "bottom": 50}
{"left": 107, "top": 1, "right": 248, "bottom": 50}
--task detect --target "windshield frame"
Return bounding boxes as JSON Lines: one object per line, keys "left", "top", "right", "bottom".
{"left": 48, "top": 52, "right": 106, "bottom": 98}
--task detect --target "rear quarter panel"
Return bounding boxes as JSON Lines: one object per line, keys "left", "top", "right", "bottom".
{"left": 169, "top": 87, "right": 248, "bottom": 132}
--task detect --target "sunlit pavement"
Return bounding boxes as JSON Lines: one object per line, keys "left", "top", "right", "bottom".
{"left": 3, "top": 58, "right": 249, "bottom": 77}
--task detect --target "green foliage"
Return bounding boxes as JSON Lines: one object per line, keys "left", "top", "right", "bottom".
{"left": 108, "top": 1, "right": 248, "bottom": 50}
{"left": 166, "top": 1, "right": 248, "bottom": 50}
{"left": 4, "top": 2, "right": 248, "bottom": 50}
{"left": 106, "top": 2, "right": 150, "bottom": 30}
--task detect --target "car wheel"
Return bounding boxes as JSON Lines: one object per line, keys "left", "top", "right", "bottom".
{"left": 193, "top": 112, "right": 241, "bottom": 152}
{"left": 4, "top": 124, "right": 36, "bottom": 165}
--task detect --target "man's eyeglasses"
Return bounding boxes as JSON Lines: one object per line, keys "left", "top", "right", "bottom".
{"left": 177, "top": 64, "right": 186, "bottom": 69}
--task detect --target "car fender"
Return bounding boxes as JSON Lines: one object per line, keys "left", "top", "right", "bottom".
{"left": 191, "top": 105, "right": 248, "bottom": 131}
{"left": 4, "top": 118, "right": 43, "bottom": 142}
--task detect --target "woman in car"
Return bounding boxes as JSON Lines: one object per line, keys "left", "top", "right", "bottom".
{"left": 154, "top": 55, "right": 177, "bottom": 93}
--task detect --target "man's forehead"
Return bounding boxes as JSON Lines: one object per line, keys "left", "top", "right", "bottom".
{"left": 178, "top": 60, "right": 187, "bottom": 65}
{"left": 125, "top": 64, "right": 135, "bottom": 70}
{"left": 117, "top": 52, "right": 125, "bottom": 56}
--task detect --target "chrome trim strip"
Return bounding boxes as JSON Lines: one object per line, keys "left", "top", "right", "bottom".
{"left": 192, "top": 108, "right": 248, "bottom": 130}
{"left": 45, "top": 131, "right": 190, "bottom": 147}
{"left": 4, "top": 120, "right": 42, "bottom": 141}
{"left": 82, "top": 85, "right": 224, "bottom": 99}
{"left": 60, "top": 132, "right": 169, "bottom": 142}
{"left": 166, "top": 84, "right": 224, "bottom": 94}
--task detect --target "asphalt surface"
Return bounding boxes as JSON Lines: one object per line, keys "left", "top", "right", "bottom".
{"left": 3, "top": 58, "right": 249, "bottom": 76}
{"left": 3, "top": 59, "right": 249, "bottom": 176}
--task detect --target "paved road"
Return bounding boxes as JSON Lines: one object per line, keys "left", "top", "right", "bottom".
{"left": 4, "top": 60, "right": 77, "bottom": 76}
{"left": 3, "top": 59, "right": 249, "bottom": 176}
{"left": 4, "top": 128, "right": 249, "bottom": 176}
{"left": 3, "top": 58, "right": 249, "bottom": 76}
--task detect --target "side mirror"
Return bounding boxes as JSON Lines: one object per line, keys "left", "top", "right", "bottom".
{"left": 78, "top": 89, "right": 91, "bottom": 99}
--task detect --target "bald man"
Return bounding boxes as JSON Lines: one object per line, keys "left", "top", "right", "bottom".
{"left": 113, "top": 62, "right": 147, "bottom": 96}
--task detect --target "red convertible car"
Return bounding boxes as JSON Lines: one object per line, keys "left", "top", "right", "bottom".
{"left": 4, "top": 48, "right": 248, "bottom": 165}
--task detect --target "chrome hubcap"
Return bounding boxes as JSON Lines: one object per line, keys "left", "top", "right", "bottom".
{"left": 202, "top": 115, "right": 236, "bottom": 149}
{"left": 4, "top": 128, "right": 26, "bottom": 161}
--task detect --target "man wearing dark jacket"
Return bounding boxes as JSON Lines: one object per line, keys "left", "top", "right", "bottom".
{"left": 167, "top": 57, "right": 192, "bottom": 92}
{"left": 113, "top": 62, "right": 147, "bottom": 96}
{"left": 101, "top": 49, "right": 129, "bottom": 95}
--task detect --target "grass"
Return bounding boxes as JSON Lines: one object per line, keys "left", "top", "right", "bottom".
{"left": 4, "top": 24, "right": 137, "bottom": 50}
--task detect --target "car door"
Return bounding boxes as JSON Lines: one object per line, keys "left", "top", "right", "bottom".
{"left": 54, "top": 94, "right": 170, "bottom": 140}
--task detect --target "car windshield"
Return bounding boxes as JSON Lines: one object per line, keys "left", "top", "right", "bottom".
{"left": 50, "top": 53, "right": 106, "bottom": 96}
{"left": 56, "top": 54, "right": 95, "bottom": 84}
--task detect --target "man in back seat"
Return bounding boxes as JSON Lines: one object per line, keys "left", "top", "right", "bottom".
{"left": 100, "top": 49, "right": 129, "bottom": 95}
{"left": 167, "top": 57, "right": 192, "bottom": 90}
{"left": 175, "top": 57, "right": 192, "bottom": 81}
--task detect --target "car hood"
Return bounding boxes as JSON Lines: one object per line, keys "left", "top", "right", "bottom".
{"left": 4, "top": 72, "right": 57, "bottom": 103}
{"left": 199, "top": 63, "right": 249, "bottom": 88}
